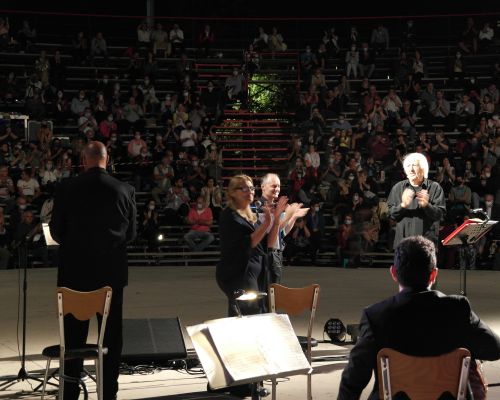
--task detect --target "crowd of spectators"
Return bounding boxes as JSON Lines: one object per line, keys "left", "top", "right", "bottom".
{"left": 0, "top": 14, "right": 499, "bottom": 269}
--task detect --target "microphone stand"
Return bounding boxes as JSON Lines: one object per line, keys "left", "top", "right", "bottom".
{"left": 0, "top": 232, "right": 52, "bottom": 391}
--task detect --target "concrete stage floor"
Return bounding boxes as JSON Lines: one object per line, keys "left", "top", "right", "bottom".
{"left": 0, "top": 266, "right": 499, "bottom": 399}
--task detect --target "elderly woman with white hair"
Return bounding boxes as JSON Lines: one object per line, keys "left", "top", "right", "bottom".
{"left": 387, "top": 152, "right": 446, "bottom": 249}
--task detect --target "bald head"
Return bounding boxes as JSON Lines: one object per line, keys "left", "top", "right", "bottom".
{"left": 83, "top": 141, "right": 108, "bottom": 170}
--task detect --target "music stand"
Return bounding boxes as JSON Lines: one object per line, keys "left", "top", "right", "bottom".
{"left": 442, "top": 217, "right": 498, "bottom": 296}
{"left": 0, "top": 222, "right": 59, "bottom": 392}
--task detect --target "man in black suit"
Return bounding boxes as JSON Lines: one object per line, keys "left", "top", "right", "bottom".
{"left": 50, "top": 141, "right": 136, "bottom": 400}
{"left": 338, "top": 235, "right": 500, "bottom": 400}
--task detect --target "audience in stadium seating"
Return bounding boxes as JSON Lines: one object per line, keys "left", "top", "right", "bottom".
{"left": 0, "top": 13, "right": 499, "bottom": 270}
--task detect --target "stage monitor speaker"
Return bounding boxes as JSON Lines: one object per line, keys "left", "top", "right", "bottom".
{"left": 122, "top": 318, "right": 187, "bottom": 364}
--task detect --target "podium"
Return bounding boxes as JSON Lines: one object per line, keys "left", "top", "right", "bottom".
{"left": 187, "top": 313, "right": 311, "bottom": 399}
{"left": 442, "top": 218, "right": 498, "bottom": 296}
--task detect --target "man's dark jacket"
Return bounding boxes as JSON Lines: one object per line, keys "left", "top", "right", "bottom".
{"left": 338, "top": 288, "right": 500, "bottom": 399}
{"left": 50, "top": 167, "right": 137, "bottom": 290}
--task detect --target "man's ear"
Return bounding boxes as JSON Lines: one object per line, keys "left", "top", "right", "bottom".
{"left": 390, "top": 265, "right": 398, "bottom": 283}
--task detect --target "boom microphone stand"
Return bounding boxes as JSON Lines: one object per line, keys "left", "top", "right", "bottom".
{"left": 0, "top": 232, "right": 52, "bottom": 391}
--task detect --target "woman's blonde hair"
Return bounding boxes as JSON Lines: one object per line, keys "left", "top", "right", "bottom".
{"left": 226, "top": 174, "right": 256, "bottom": 223}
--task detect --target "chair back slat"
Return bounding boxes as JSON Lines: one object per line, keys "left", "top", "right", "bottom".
{"left": 269, "top": 284, "right": 320, "bottom": 315}
{"left": 58, "top": 286, "right": 112, "bottom": 321}
{"left": 377, "top": 347, "right": 471, "bottom": 400}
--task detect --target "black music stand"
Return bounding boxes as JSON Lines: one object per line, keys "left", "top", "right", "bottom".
{"left": 0, "top": 223, "right": 59, "bottom": 392}
{"left": 442, "top": 217, "right": 498, "bottom": 296}
{"left": 0, "top": 232, "right": 45, "bottom": 390}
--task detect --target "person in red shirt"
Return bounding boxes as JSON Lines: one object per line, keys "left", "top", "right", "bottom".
{"left": 184, "top": 196, "right": 214, "bottom": 251}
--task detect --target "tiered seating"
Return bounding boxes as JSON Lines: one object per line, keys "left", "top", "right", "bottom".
{"left": 1, "top": 14, "right": 498, "bottom": 269}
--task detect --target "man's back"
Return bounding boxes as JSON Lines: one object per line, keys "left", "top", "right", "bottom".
{"left": 50, "top": 167, "right": 136, "bottom": 290}
{"left": 338, "top": 289, "right": 500, "bottom": 399}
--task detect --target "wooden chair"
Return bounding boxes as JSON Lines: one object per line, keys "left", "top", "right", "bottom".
{"left": 268, "top": 283, "right": 320, "bottom": 400}
{"left": 377, "top": 347, "right": 471, "bottom": 400}
{"left": 41, "top": 286, "right": 112, "bottom": 400}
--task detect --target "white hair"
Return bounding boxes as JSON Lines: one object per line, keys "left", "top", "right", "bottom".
{"left": 403, "top": 153, "right": 429, "bottom": 179}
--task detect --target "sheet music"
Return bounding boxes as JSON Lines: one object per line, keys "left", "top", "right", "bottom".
{"left": 42, "top": 223, "right": 59, "bottom": 247}
{"left": 187, "top": 313, "right": 311, "bottom": 388}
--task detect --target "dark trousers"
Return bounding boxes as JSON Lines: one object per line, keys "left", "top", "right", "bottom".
{"left": 63, "top": 287, "right": 123, "bottom": 400}
{"left": 268, "top": 249, "right": 283, "bottom": 284}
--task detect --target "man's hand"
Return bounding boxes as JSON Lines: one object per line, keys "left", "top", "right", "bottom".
{"left": 416, "top": 190, "right": 430, "bottom": 208}
{"left": 401, "top": 188, "right": 415, "bottom": 208}
{"left": 273, "top": 196, "right": 288, "bottom": 219}
{"left": 284, "top": 203, "right": 300, "bottom": 221}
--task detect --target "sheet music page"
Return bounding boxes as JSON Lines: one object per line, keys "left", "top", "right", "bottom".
{"left": 186, "top": 323, "right": 232, "bottom": 389}
{"left": 42, "top": 223, "right": 59, "bottom": 246}
{"left": 206, "top": 313, "right": 310, "bottom": 383}
{"left": 254, "top": 314, "right": 312, "bottom": 375}
{"left": 206, "top": 316, "right": 272, "bottom": 382}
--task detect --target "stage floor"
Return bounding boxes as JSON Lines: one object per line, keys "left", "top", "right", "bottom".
{"left": 1, "top": 266, "right": 499, "bottom": 399}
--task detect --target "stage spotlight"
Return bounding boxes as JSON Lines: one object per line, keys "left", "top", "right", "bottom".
{"left": 157, "top": 233, "right": 164, "bottom": 241}
{"left": 324, "top": 318, "right": 346, "bottom": 343}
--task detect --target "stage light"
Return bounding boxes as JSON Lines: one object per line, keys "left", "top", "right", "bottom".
{"left": 324, "top": 318, "right": 346, "bottom": 343}
{"left": 157, "top": 233, "right": 164, "bottom": 241}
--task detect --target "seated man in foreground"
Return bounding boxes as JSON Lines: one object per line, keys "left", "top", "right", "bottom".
{"left": 338, "top": 235, "right": 500, "bottom": 400}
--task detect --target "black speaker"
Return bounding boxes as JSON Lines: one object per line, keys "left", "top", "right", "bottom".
{"left": 121, "top": 318, "right": 187, "bottom": 364}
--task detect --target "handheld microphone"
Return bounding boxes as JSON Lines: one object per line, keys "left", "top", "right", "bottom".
{"left": 254, "top": 200, "right": 263, "bottom": 210}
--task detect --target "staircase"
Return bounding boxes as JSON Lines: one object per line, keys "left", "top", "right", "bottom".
{"left": 216, "top": 111, "right": 294, "bottom": 184}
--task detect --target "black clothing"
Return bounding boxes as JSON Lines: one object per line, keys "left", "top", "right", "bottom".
{"left": 216, "top": 207, "right": 266, "bottom": 316}
{"left": 387, "top": 179, "right": 445, "bottom": 249}
{"left": 50, "top": 167, "right": 136, "bottom": 400}
{"left": 338, "top": 289, "right": 500, "bottom": 400}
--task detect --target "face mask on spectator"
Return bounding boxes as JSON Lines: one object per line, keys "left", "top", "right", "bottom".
{"left": 314, "top": 206, "right": 320, "bottom": 212}
{"left": 197, "top": 203, "right": 203, "bottom": 210}
{"left": 485, "top": 201, "right": 493, "bottom": 207}
{"left": 148, "top": 204, "right": 155, "bottom": 210}
{"left": 485, "top": 172, "right": 491, "bottom": 178}
{"left": 345, "top": 218, "right": 352, "bottom": 225}
{"left": 107, "top": 115, "right": 113, "bottom": 122}
{"left": 19, "top": 204, "right": 26, "bottom": 210}
{"left": 192, "top": 160, "right": 199, "bottom": 167}
{"left": 144, "top": 79, "right": 150, "bottom": 85}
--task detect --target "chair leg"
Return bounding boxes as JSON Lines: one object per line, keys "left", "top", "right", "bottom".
{"left": 272, "top": 378, "right": 277, "bottom": 400}
{"left": 41, "top": 357, "right": 51, "bottom": 400}
{"left": 59, "top": 358, "right": 64, "bottom": 400}
{"left": 307, "top": 372, "right": 312, "bottom": 400}
{"left": 97, "top": 353, "right": 104, "bottom": 400}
